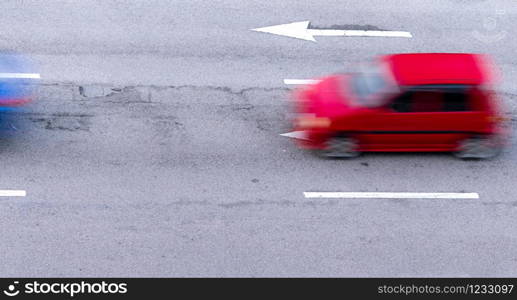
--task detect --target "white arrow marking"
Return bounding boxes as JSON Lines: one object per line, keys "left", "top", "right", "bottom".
{"left": 283, "top": 79, "right": 320, "bottom": 85}
{"left": 0, "top": 73, "right": 40, "bottom": 79}
{"left": 0, "top": 190, "right": 26, "bottom": 197}
{"left": 252, "top": 21, "right": 412, "bottom": 41}
{"left": 304, "top": 192, "right": 479, "bottom": 199}
{"left": 280, "top": 131, "right": 309, "bottom": 140}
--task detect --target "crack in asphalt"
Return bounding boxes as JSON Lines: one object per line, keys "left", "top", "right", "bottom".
{"left": 25, "top": 112, "right": 93, "bottom": 132}
{"left": 39, "top": 82, "right": 290, "bottom": 101}
{"left": 25, "top": 83, "right": 291, "bottom": 134}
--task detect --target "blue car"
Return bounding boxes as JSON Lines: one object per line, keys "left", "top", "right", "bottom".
{"left": 0, "top": 52, "right": 38, "bottom": 131}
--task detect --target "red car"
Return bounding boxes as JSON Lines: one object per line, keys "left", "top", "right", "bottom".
{"left": 291, "top": 53, "right": 508, "bottom": 159}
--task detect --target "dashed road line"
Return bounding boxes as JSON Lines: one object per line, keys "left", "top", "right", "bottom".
{"left": 304, "top": 192, "right": 479, "bottom": 199}
{"left": 283, "top": 79, "right": 320, "bottom": 85}
{"left": 0, "top": 73, "right": 40, "bottom": 79}
{"left": 0, "top": 190, "right": 27, "bottom": 197}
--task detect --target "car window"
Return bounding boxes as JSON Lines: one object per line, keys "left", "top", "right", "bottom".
{"left": 411, "top": 90, "right": 443, "bottom": 112}
{"left": 349, "top": 62, "right": 399, "bottom": 108}
{"left": 391, "top": 91, "right": 412, "bottom": 112}
{"left": 391, "top": 85, "right": 472, "bottom": 113}
{"left": 352, "top": 72, "right": 388, "bottom": 100}
{"left": 442, "top": 86, "right": 470, "bottom": 111}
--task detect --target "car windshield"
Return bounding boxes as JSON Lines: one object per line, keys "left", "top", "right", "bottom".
{"left": 350, "top": 63, "right": 396, "bottom": 107}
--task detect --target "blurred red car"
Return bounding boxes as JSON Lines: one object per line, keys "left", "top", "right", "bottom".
{"left": 291, "top": 53, "right": 508, "bottom": 159}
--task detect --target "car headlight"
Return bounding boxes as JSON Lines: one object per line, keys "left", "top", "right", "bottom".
{"left": 487, "top": 115, "right": 509, "bottom": 123}
{"left": 296, "top": 116, "right": 331, "bottom": 128}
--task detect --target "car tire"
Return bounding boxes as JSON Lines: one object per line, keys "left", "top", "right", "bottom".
{"left": 319, "top": 136, "right": 360, "bottom": 158}
{"left": 454, "top": 136, "right": 502, "bottom": 159}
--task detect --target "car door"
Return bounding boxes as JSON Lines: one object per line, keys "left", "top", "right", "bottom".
{"left": 431, "top": 85, "right": 485, "bottom": 145}
{"left": 360, "top": 85, "right": 484, "bottom": 150}
{"left": 358, "top": 86, "right": 451, "bottom": 150}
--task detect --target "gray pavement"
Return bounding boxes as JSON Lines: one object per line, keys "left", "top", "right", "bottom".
{"left": 0, "top": 0, "right": 516, "bottom": 276}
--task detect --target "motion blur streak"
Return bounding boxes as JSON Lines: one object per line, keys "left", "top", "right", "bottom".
{"left": 0, "top": 52, "right": 39, "bottom": 133}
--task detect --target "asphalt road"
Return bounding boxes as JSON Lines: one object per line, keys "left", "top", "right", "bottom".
{"left": 0, "top": 0, "right": 517, "bottom": 276}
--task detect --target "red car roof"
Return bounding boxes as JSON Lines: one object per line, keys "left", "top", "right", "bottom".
{"left": 383, "top": 53, "right": 493, "bottom": 86}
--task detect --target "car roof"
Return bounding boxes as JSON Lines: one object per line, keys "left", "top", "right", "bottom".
{"left": 383, "top": 53, "right": 493, "bottom": 86}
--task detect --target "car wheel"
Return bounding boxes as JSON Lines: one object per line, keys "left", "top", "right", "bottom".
{"left": 454, "top": 136, "right": 502, "bottom": 159}
{"left": 320, "top": 137, "right": 360, "bottom": 158}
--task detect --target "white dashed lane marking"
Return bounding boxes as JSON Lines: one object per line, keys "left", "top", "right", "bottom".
{"left": 283, "top": 79, "right": 320, "bottom": 85}
{"left": 304, "top": 192, "right": 479, "bottom": 199}
{"left": 0, "top": 73, "right": 40, "bottom": 79}
{"left": 0, "top": 190, "right": 27, "bottom": 197}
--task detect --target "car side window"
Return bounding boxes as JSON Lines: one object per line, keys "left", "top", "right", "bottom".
{"left": 411, "top": 90, "right": 443, "bottom": 112}
{"left": 442, "top": 86, "right": 470, "bottom": 111}
{"left": 391, "top": 85, "right": 472, "bottom": 113}
{"left": 390, "top": 89, "right": 443, "bottom": 113}
{"left": 391, "top": 91, "right": 412, "bottom": 112}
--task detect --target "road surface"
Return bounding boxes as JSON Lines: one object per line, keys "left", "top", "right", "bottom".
{"left": 0, "top": 0, "right": 516, "bottom": 276}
